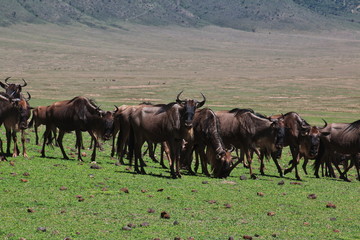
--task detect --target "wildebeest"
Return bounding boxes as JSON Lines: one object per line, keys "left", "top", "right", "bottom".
{"left": 314, "top": 120, "right": 360, "bottom": 181}
{"left": 0, "top": 93, "right": 32, "bottom": 158}
{"left": 216, "top": 109, "right": 285, "bottom": 178}
{"left": 41, "top": 96, "right": 114, "bottom": 162}
{"left": 129, "top": 91, "right": 206, "bottom": 178}
{"left": 270, "top": 112, "right": 315, "bottom": 180}
{"left": 29, "top": 106, "right": 57, "bottom": 145}
{"left": 182, "top": 107, "right": 234, "bottom": 178}
{"left": 114, "top": 103, "right": 162, "bottom": 167}
{"left": 0, "top": 77, "right": 27, "bottom": 99}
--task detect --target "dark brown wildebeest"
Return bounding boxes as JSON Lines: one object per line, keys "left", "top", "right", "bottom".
{"left": 182, "top": 108, "right": 234, "bottom": 178}
{"left": 41, "top": 96, "right": 114, "bottom": 162}
{"left": 114, "top": 104, "right": 162, "bottom": 167}
{"left": 29, "top": 106, "right": 57, "bottom": 145}
{"left": 270, "top": 112, "right": 314, "bottom": 180}
{"left": 295, "top": 125, "right": 321, "bottom": 175}
{"left": 314, "top": 120, "right": 360, "bottom": 181}
{"left": 0, "top": 93, "right": 32, "bottom": 158}
{"left": 216, "top": 109, "right": 285, "bottom": 179}
{"left": 0, "top": 77, "right": 27, "bottom": 99}
{"left": 129, "top": 91, "right": 206, "bottom": 178}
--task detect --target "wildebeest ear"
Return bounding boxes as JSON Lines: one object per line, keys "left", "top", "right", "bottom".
{"left": 320, "top": 131, "right": 331, "bottom": 137}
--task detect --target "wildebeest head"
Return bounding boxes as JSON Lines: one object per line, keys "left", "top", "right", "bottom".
{"left": 270, "top": 117, "right": 286, "bottom": 158}
{"left": 300, "top": 126, "right": 321, "bottom": 159}
{"left": 0, "top": 77, "right": 27, "bottom": 99}
{"left": 176, "top": 91, "right": 206, "bottom": 128}
{"left": 12, "top": 92, "right": 32, "bottom": 130}
{"left": 215, "top": 147, "right": 235, "bottom": 178}
{"left": 99, "top": 110, "right": 115, "bottom": 141}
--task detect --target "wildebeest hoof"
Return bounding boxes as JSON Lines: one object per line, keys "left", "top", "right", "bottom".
{"left": 251, "top": 174, "right": 258, "bottom": 179}
{"left": 284, "top": 169, "right": 291, "bottom": 175}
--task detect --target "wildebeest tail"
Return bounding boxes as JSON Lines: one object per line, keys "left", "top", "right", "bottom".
{"left": 28, "top": 113, "right": 35, "bottom": 128}
{"left": 127, "top": 125, "right": 135, "bottom": 162}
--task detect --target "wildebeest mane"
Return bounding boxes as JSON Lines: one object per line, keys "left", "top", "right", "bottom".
{"left": 344, "top": 119, "right": 360, "bottom": 133}
{"left": 229, "top": 108, "right": 267, "bottom": 119}
{"left": 154, "top": 102, "right": 177, "bottom": 115}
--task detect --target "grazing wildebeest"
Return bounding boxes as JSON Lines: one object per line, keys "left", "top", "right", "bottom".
{"left": 216, "top": 109, "right": 285, "bottom": 178}
{"left": 0, "top": 77, "right": 27, "bottom": 98}
{"left": 314, "top": 120, "right": 360, "bottom": 181}
{"left": 41, "top": 96, "right": 114, "bottom": 162}
{"left": 270, "top": 112, "right": 314, "bottom": 180}
{"left": 0, "top": 93, "right": 32, "bottom": 158}
{"left": 129, "top": 91, "right": 206, "bottom": 178}
{"left": 183, "top": 108, "right": 234, "bottom": 178}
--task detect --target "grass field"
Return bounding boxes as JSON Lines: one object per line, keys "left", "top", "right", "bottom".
{"left": 0, "top": 23, "right": 360, "bottom": 239}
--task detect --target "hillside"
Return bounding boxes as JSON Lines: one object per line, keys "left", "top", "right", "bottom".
{"left": 0, "top": 0, "right": 359, "bottom": 31}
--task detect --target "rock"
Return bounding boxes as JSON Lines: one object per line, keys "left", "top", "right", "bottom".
{"left": 307, "top": 194, "right": 317, "bottom": 199}
{"left": 122, "top": 226, "right": 132, "bottom": 231}
{"left": 90, "top": 164, "right": 101, "bottom": 169}
{"left": 257, "top": 192, "right": 265, "bottom": 197}
{"left": 267, "top": 212, "right": 276, "bottom": 216}
{"left": 37, "top": 227, "right": 47, "bottom": 232}
{"left": 243, "top": 235, "right": 253, "bottom": 240}
{"left": 147, "top": 208, "right": 156, "bottom": 213}
{"left": 240, "top": 175, "right": 247, "bottom": 180}
{"left": 160, "top": 211, "right": 170, "bottom": 219}
{"left": 278, "top": 180, "right": 285, "bottom": 185}
{"left": 60, "top": 186, "right": 68, "bottom": 191}
{"left": 326, "top": 203, "right": 336, "bottom": 208}
{"left": 120, "top": 187, "right": 129, "bottom": 193}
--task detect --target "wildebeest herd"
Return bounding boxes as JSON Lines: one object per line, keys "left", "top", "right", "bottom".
{"left": 0, "top": 77, "right": 359, "bottom": 182}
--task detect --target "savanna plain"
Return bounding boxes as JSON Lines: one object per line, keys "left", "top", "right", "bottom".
{"left": 0, "top": 23, "right": 359, "bottom": 240}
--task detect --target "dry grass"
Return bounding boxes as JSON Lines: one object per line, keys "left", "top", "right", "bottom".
{"left": 1, "top": 23, "right": 360, "bottom": 124}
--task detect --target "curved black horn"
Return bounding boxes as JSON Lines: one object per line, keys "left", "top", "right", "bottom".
{"left": 4, "top": 77, "right": 11, "bottom": 84}
{"left": 0, "top": 94, "right": 9, "bottom": 101}
{"left": 21, "top": 78, "right": 27, "bottom": 87}
{"left": 196, "top": 92, "right": 206, "bottom": 108}
{"left": 114, "top": 105, "right": 119, "bottom": 112}
{"left": 25, "top": 92, "right": 31, "bottom": 101}
{"left": 176, "top": 90, "right": 185, "bottom": 104}
{"left": 321, "top": 119, "right": 328, "bottom": 129}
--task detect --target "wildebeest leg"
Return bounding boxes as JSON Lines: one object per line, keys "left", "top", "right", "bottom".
{"left": 75, "top": 130, "right": 84, "bottom": 161}
{"left": 148, "top": 142, "right": 159, "bottom": 164}
{"left": 271, "top": 152, "right": 284, "bottom": 178}
{"left": 57, "top": 130, "right": 69, "bottom": 160}
{"left": 6, "top": 129, "right": 11, "bottom": 156}
{"left": 174, "top": 140, "right": 182, "bottom": 178}
{"left": 284, "top": 146, "right": 298, "bottom": 175}
{"left": 34, "top": 122, "right": 40, "bottom": 145}
{"left": 160, "top": 142, "right": 170, "bottom": 169}
{"left": 259, "top": 152, "right": 265, "bottom": 175}
{"left": 194, "top": 150, "right": 199, "bottom": 173}
{"left": 245, "top": 149, "right": 255, "bottom": 178}
{"left": 41, "top": 126, "right": 51, "bottom": 158}
{"left": 11, "top": 130, "right": 20, "bottom": 157}
{"left": 197, "top": 145, "right": 210, "bottom": 177}
{"left": 302, "top": 157, "right": 309, "bottom": 175}
{"left": 180, "top": 141, "right": 194, "bottom": 174}
{"left": 21, "top": 130, "right": 28, "bottom": 158}
{"left": 116, "top": 127, "right": 129, "bottom": 165}
{"left": 133, "top": 135, "right": 146, "bottom": 174}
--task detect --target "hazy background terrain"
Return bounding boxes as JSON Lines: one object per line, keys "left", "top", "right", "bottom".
{"left": 0, "top": 0, "right": 360, "bottom": 124}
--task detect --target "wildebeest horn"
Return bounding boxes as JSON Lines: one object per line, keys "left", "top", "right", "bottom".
{"left": 0, "top": 94, "right": 9, "bottom": 101}
{"left": 321, "top": 119, "right": 328, "bottom": 129}
{"left": 196, "top": 92, "right": 206, "bottom": 108}
{"left": 4, "top": 77, "right": 11, "bottom": 84}
{"left": 21, "top": 78, "right": 27, "bottom": 87}
{"left": 176, "top": 90, "right": 185, "bottom": 104}
{"left": 114, "top": 105, "right": 119, "bottom": 112}
{"left": 25, "top": 92, "right": 31, "bottom": 101}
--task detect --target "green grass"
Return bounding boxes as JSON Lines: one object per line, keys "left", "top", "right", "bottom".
{"left": 0, "top": 129, "right": 359, "bottom": 240}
